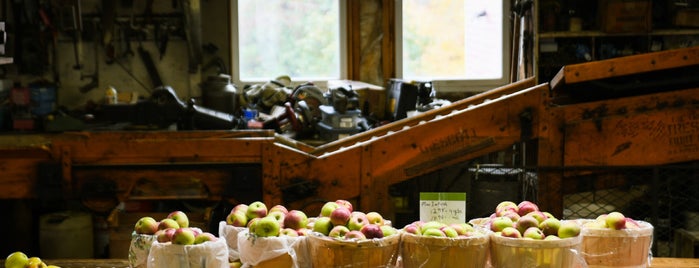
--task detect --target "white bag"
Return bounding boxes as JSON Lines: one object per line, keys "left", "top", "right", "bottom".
{"left": 146, "top": 237, "right": 229, "bottom": 268}
{"left": 237, "top": 229, "right": 310, "bottom": 268}
{"left": 218, "top": 221, "right": 246, "bottom": 262}
{"left": 129, "top": 232, "right": 158, "bottom": 268}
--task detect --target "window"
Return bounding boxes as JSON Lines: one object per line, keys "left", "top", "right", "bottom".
{"left": 397, "top": 0, "right": 511, "bottom": 92}
{"left": 231, "top": 0, "right": 347, "bottom": 85}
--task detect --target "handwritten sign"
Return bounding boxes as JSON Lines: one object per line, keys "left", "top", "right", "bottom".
{"left": 419, "top": 192, "right": 466, "bottom": 224}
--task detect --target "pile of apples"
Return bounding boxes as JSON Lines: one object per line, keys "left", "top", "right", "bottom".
{"left": 583, "top": 211, "right": 642, "bottom": 230}
{"left": 226, "top": 201, "right": 311, "bottom": 237}
{"left": 4, "top": 251, "right": 60, "bottom": 268}
{"left": 402, "top": 220, "right": 480, "bottom": 238}
{"left": 487, "top": 200, "right": 581, "bottom": 240}
{"left": 134, "top": 210, "right": 218, "bottom": 245}
{"left": 312, "top": 199, "right": 398, "bottom": 241}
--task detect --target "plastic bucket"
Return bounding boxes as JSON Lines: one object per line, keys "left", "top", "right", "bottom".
{"left": 39, "top": 211, "right": 94, "bottom": 258}
{"left": 581, "top": 220, "right": 654, "bottom": 268}
{"left": 307, "top": 232, "right": 400, "bottom": 268}
{"left": 400, "top": 232, "right": 489, "bottom": 268}
{"left": 489, "top": 233, "right": 583, "bottom": 268}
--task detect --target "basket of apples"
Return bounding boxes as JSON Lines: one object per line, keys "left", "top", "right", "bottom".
{"left": 400, "top": 220, "right": 489, "bottom": 268}
{"left": 486, "top": 201, "right": 585, "bottom": 268}
{"left": 132, "top": 211, "right": 228, "bottom": 268}
{"left": 305, "top": 200, "right": 401, "bottom": 268}
{"left": 226, "top": 201, "right": 311, "bottom": 268}
{"left": 580, "top": 211, "right": 654, "bottom": 267}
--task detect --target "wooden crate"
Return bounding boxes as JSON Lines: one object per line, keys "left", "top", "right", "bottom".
{"left": 598, "top": 0, "right": 652, "bottom": 33}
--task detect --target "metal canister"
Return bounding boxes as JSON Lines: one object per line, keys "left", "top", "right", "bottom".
{"left": 201, "top": 74, "right": 240, "bottom": 115}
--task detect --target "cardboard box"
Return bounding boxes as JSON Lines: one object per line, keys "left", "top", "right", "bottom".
{"left": 599, "top": 0, "right": 652, "bottom": 33}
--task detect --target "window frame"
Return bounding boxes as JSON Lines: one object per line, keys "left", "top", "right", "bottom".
{"left": 229, "top": 0, "right": 349, "bottom": 87}
{"left": 394, "top": 0, "right": 512, "bottom": 92}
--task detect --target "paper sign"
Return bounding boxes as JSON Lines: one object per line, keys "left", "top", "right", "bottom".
{"left": 419, "top": 192, "right": 466, "bottom": 224}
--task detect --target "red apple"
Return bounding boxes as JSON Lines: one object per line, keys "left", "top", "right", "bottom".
{"left": 495, "top": 201, "right": 519, "bottom": 216}
{"left": 360, "top": 223, "right": 384, "bottom": 239}
{"left": 280, "top": 228, "right": 299, "bottom": 237}
{"left": 283, "top": 210, "right": 309, "bottom": 230}
{"left": 605, "top": 212, "right": 627, "bottom": 230}
{"left": 330, "top": 206, "right": 351, "bottom": 226}
{"left": 539, "top": 217, "right": 561, "bottom": 236}
{"left": 449, "top": 223, "right": 475, "bottom": 236}
{"left": 227, "top": 210, "right": 248, "bottom": 227}
{"left": 231, "top": 204, "right": 249, "bottom": 214}
{"left": 500, "top": 227, "right": 522, "bottom": 238}
{"left": 296, "top": 228, "right": 311, "bottom": 236}
{"left": 522, "top": 227, "right": 545, "bottom": 240}
{"left": 268, "top": 210, "right": 286, "bottom": 228}
{"left": 525, "top": 211, "right": 548, "bottom": 223}
{"left": 269, "top": 205, "right": 288, "bottom": 214}
{"left": 335, "top": 199, "right": 353, "bottom": 212}
{"left": 515, "top": 215, "right": 539, "bottom": 234}
{"left": 158, "top": 218, "right": 180, "bottom": 230}
{"left": 345, "top": 230, "right": 367, "bottom": 240}
{"left": 320, "top": 201, "right": 340, "bottom": 217}
{"left": 403, "top": 223, "right": 420, "bottom": 235}
{"left": 172, "top": 228, "right": 196, "bottom": 245}
{"left": 156, "top": 228, "right": 177, "bottom": 243}
{"left": 517, "top": 201, "right": 539, "bottom": 216}
{"left": 167, "top": 211, "right": 190, "bottom": 228}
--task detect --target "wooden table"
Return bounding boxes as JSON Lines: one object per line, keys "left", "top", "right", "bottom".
{"left": 1, "top": 257, "right": 697, "bottom": 268}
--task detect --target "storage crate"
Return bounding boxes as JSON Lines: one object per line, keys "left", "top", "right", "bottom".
{"left": 598, "top": 0, "right": 652, "bottom": 33}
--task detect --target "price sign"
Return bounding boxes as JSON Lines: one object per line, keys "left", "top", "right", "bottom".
{"left": 419, "top": 192, "right": 466, "bottom": 224}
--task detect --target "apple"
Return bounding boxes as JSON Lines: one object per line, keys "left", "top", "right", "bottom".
{"left": 335, "top": 199, "right": 354, "bottom": 212}
{"left": 625, "top": 218, "right": 641, "bottom": 229}
{"left": 26, "top": 257, "right": 45, "bottom": 268}
{"left": 558, "top": 221, "right": 581, "bottom": 238}
{"left": 231, "top": 204, "right": 249, "bottom": 214}
{"left": 230, "top": 260, "right": 243, "bottom": 268}
{"left": 539, "top": 217, "right": 561, "bottom": 236}
{"left": 544, "top": 235, "right": 561, "bottom": 240}
{"left": 247, "top": 217, "right": 261, "bottom": 234}
{"left": 420, "top": 221, "right": 446, "bottom": 234}
{"left": 194, "top": 232, "right": 218, "bottom": 244}
{"left": 380, "top": 225, "right": 398, "bottom": 237}
{"left": 515, "top": 215, "right": 539, "bottom": 234}
{"left": 296, "top": 228, "right": 312, "bottom": 236}
{"left": 330, "top": 206, "right": 352, "bottom": 226}
{"left": 5, "top": 251, "right": 29, "bottom": 268}
{"left": 525, "top": 211, "right": 548, "bottom": 223}
{"left": 449, "top": 223, "right": 475, "bottom": 236}
{"left": 422, "top": 228, "right": 446, "bottom": 237}
{"left": 329, "top": 225, "right": 351, "bottom": 239}
{"left": 283, "top": 210, "right": 309, "bottom": 230}
{"left": 227, "top": 210, "right": 248, "bottom": 227}
{"left": 269, "top": 205, "right": 288, "bottom": 214}
{"left": 312, "top": 216, "right": 334, "bottom": 235}
{"left": 500, "top": 227, "right": 522, "bottom": 238}
{"left": 320, "top": 201, "right": 340, "bottom": 217}
{"left": 523, "top": 227, "right": 545, "bottom": 240}
{"left": 490, "top": 216, "right": 514, "bottom": 232}
{"left": 156, "top": 228, "right": 177, "bottom": 243}
{"left": 172, "top": 228, "right": 196, "bottom": 245}
{"left": 345, "top": 230, "right": 367, "bottom": 240}
{"left": 246, "top": 201, "right": 268, "bottom": 220}
{"left": 254, "top": 216, "right": 281, "bottom": 237}
{"left": 500, "top": 210, "right": 521, "bottom": 222}
{"left": 366, "top": 212, "right": 385, "bottom": 225}
{"left": 517, "top": 201, "right": 539, "bottom": 216}
{"left": 167, "top": 211, "right": 190, "bottom": 228}
{"left": 134, "top": 216, "right": 159, "bottom": 235}
{"left": 605, "top": 212, "right": 627, "bottom": 230}
{"left": 280, "top": 228, "right": 299, "bottom": 236}
{"left": 268, "top": 210, "right": 286, "bottom": 228}
{"left": 495, "top": 201, "right": 519, "bottom": 216}
{"left": 348, "top": 211, "right": 369, "bottom": 231}
{"left": 403, "top": 223, "right": 420, "bottom": 235}
{"left": 158, "top": 218, "right": 180, "bottom": 230}
{"left": 360, "top": 223, "right": 384, "bottom": 239}
{"left": 440, "top": 226, "right": 459, "bottom": 238}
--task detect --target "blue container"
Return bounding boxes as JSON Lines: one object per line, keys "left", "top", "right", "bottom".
{"left": 30, "top": 86, "right": 56, "bottom": 116}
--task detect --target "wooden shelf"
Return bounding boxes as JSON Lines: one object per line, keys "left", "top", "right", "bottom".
{"left": 539, "top": 29, "right": 699, "bottom": 39}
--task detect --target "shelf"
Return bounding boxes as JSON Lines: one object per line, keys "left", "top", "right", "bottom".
{"left": 539, "top": 29, "right": 699, "bottom": 39}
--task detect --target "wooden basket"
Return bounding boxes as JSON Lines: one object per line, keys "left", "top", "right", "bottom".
{"left": 306, "top": 232, "right": 401, "bottom": 268}
{"left": 400, "top": 232, "right": 489, "bottom": 268}
{"left": 490, "top": 233, "right": 583, "bottom": 268}
{"left": 581, "top": 220, "right": 654, "bottom": 267}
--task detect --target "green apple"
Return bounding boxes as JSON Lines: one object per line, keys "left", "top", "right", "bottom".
{"left": 515, "top": 215, "right": 539, "bottom": 234}
{"left": 134, "top": 216, "right": 159, "bottom": 235}
{"left": 26, "top": 257, "right": 45, "bottom": 268}
{"left": 500, "top": 227, "right": 521, "bottom": 238}
{"left": 227, "top": 210, "right": 248, "bottom": 227}
{"left": 167, "top": 211, "right": 190, "bottom": 228}
{"left": 490, "top": 216, "right": 514, "bottom": 232}
{"left": 246, "top": 201, "right": 268, "bottom": 219}
{"left": 173, "top": 228, "right": 196, "bottom": 245}
{"left": 254, "top": 216, "right": 281, "bottom": 237}
{"left": 380, "top": 225, "right": 398, "bottom": 237}
{"left": 280, "top": 228, "right": 299, "bottom": 236}
{"left": 605, "top": 212, "right": 627, "bottom": 230}
{"left": 422, "top": 228, "right": 446, "bottom": 237}
{"left": 539, "top": 217, "right": 561, "bottom": 236}
{"left": 158, "top": 218, "right": 180, "bottom": 230}
{"left": 440, "top": 226, "right": 459, "bottom": 238}
{"left": 328, "top": 225, "right": 351, "bottom": 239}
{"left": 420, "top": 221, "right": 446, "bottom": 234}
{"left": 320, "top": 201, "right": 340, "bottom": 217}
{"left": 522, "top": 227, "right": 545, "bottom": 240}
{"left": 345, "top": 230, "right": 367, "bottom": 240}
{"left": 5, "top": 251, "right": 29, "bottom": 268}
{"left": 312, "top": 216, "right": 334, "bottom": 235}
{"left": 495, "top": 201, "right": 518, "bottom": 216}
{"left": 194, "top": 232, "right": 218, "bottom": 244}
{"left": 347, "top": 211, "right": 369, "bottom": 231}
{"left": 558, "top": 221, "right": 581, "bottom": 238}
{"left": 449, "top": 222, "right": 475, "bottom": 236}
{"left": 365, "top": 212, "right": 385, "bottom": 225}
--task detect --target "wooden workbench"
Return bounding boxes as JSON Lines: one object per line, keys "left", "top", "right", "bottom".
{"left": 1, "top": 257, "right": 696, "bottom": 267}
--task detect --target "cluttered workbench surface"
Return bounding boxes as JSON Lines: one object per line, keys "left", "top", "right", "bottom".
{"left": 0, "top": 257, "right": 697, "bottom": 268}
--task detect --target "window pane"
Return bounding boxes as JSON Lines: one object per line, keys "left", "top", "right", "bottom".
{"left": 402, "top": 0, "right": 503, "bottom": 80}
{"left": 237, "top": 0, "right": 341, "bottom": 81}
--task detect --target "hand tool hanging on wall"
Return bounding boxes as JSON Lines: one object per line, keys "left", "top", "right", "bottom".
{"left": 180, "top": 0, "right": 202, "bottom": 73}
{"left": 70, "top": 0, "right": 83, "bottom": 69}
